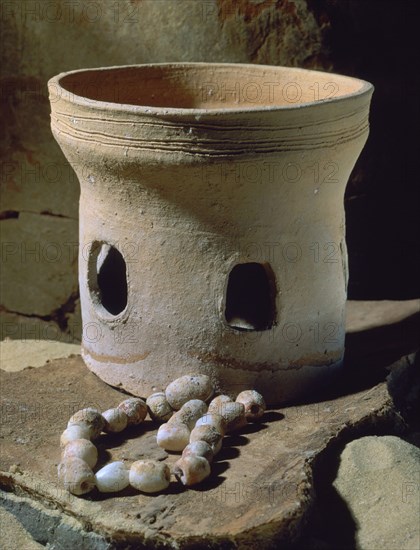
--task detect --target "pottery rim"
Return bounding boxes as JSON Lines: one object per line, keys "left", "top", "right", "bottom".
{"left": 48, "top": 62, "right": 374, "bottom": 116}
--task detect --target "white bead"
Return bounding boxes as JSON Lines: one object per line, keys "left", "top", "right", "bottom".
{"left": 146, "top": 392, "right": 173, "bottom": 423}
{"left": 117, "top": 398, "right": 147, "bottom": 425}
{"left": 190, "top": 425, "right": 223, "bottom": 455}
{"left": 182, "top": 441, "right": 214, "bottom": 463}
{"left": 165, "top": 374, "right": 214, "bottom": 410}
{"left": 60, "top": 425, "right": 91, "bottom": 448}
{"left": 208, "top": 395, "right": 233, "bottom": 415}
{"left": 102, "top": 408, "right": 128, "bottom": 433}
{"left": 129, "top": 460, "right": 170, "bottom": 493}
{"left": 156, "top": 422, "right": 190, "bottom": 452}
{"left": 194, "top": 413, "right": 226, "bottom": 436}
{"left": 58, "top": 457, "right": 95, "bottom": 495}
{"left": 67, "top": 408, "right": 105, "bottom": 439}
{"left": 62, "top": 439, "right": 98, "bottom": 469}
{"left": 169, "top": 399, "right": 208, "bottom": 429}
{"left": 95, "top": 461, "right": 129, "bottom": 493}
{"left": 219, "top": 401, "right": 247, "bottom": 432}
{"left": 173, "top": 455, "right": 211, "bottom": 486}
{"left": 236, "top": 390, "right": 266, "bottom": 421}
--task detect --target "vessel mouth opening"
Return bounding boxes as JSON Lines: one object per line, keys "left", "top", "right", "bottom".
{"left": 57, "top": 64, "right": 369, "bottom": 111}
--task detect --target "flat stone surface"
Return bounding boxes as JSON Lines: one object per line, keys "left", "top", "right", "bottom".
{"left": 334, "top": 435, "right": 420, "bottom": 550}
{"left": 0, "top": 355, "right": 401, "bottom": 548}
{"left": 0, "top": 339, "right": 81, "bottom": 371}
{"left": 345, "top": 299, "right": 420, "bottom": 332}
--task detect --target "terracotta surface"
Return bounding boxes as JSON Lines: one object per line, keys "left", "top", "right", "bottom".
{"left": 48, "top": 63, "right": 373, "bottom": 404}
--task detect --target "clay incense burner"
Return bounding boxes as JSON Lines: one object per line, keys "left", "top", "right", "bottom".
{"left": 48, "top": 63, "right": 373, "bottom": 404}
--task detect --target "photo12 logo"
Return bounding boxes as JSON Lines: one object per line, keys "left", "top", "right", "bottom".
{"left": 0, "top": 1, "right": 140, "bottom": 24}
{"left": 199, "top": 81, "right": 339, "bottom": 105}
{"left": 201, "top": 480, "right": 298, "bottom": 505}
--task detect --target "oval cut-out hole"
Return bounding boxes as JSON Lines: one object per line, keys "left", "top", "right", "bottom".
{"left": 225, "top": 262, "right": 276, "bottom": 331}
{"left": 88, "top": 242, "right": 128, "bottom": 316}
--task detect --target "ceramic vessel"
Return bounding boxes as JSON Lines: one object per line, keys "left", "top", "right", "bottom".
{"left": 48, "top": 63, "right": 373, "bottom": 404}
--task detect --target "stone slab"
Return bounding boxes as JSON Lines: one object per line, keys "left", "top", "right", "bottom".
{"left": 345, "top": 299, "right": 420, "bottom": 333}
{"left": 0, "top": 354, "right": 404, "bottom": 549}
{"left": 334, "top": 435, "right": 420, "bottom": 550}
{"left": 0, "top": 339, "right": 81, "bottom": 371}
{"left": 0, "top": 506, "right": 43, "bottom": 550}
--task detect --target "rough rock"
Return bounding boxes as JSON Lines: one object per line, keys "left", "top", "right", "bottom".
{"left": 0, "top": 506, "right": 43, "bottom": 550}
{"left": 334, "top": 436, "right": 420, "bottom": 550}
{"left": 0, "top": 299, "right": 82, "bottom": 343}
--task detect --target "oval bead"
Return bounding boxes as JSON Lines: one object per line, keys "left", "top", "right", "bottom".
{"left": 58, "top": 457, "right": 95, "bottom": 496}
{"left": 208, "top": 395, "right": 233, "bottom": 416}
{"left": 169, "top": 399, "right": 208, "bottom": 429}
{"left": 219, "top": 401, "right": 247, "bottom": 432}
{"left": 173, "top": 455, "right": 211, "bottom": 486}
{"left": 146, "top": 392, "right": 173, "bottom": 423}
{"left": 129, "top": 460, "right": 171, "bottom": 493}
{"left": 62, "top": 439, "right": 98, "bottom": 469}
{"left": 67, "top": 408, "right": 105, "bottom": 439}
{"left": 236, "top": 390, "right": 266, "bottom": 421}
{"left": 165, "top": 374, "right": 214, "bottom": 410}
{"left": 102, "top": 408, "right": 128, "bottom": 433}
{"left": 190, "top": 424, "right": 223, "bottom": 455}
{"left": 95, "top": 461, "right": 130, "bottom": 493}
{"left": 194, "top": 413, "right": 226, "bottom": 436}
{"left": 182, "top": 441, "right": 214, "bottom": 464}
{"left": 60, "top": 424, "right": 91, "bottom": 448}
{"left": 117, "top": 398, "right": 147, "bottom": 425}
{"left": 156, "top": 422, "right": 190, "bottom": 452}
